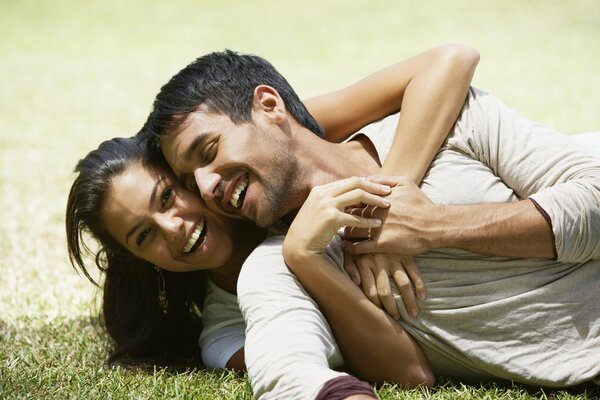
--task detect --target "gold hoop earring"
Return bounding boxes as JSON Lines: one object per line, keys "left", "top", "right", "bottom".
{"left": 155, "top": 267, "right": 169, "bottom": 314}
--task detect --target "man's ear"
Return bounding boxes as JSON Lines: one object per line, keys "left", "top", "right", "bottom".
{"left": 253, "top": 85, "right": 287, "bottom": 124}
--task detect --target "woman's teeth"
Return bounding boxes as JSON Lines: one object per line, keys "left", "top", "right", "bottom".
{"left": 230, "top": 177, "right": 248, "bottom": 208}
{"left": 183, "top": 220, "right": 205, "bottom": 253}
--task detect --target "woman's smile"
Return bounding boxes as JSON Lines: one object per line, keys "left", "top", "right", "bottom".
{"left": 101, "top": 161, "right": 236, "bottom": 272}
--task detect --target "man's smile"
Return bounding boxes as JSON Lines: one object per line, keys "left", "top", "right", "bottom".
{"left": 221, "top": 172, "right": 250, "bottom": 215}
{"left": 230, "top": 176, "right": 249, "bottom": 209}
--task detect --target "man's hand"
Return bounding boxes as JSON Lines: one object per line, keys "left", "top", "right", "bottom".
{"left": 344, "top": 176, "right": 442, "bottom": 256}
{"left": 344, "top": 252, "right": 425, "bottom": 319}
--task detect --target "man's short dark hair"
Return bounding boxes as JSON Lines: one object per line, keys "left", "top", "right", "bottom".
{"left": 142, "top": 50, "right": 324, "bottom": 142}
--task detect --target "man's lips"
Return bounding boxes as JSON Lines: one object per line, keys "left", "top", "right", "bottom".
{"left": 222, "top": 173, "right": 249, "bottom": 213}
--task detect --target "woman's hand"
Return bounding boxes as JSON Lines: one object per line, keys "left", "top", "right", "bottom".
{"left": 283, "top": 177, "right": 391, "bottom": 263}
{"left": 345, "top": 252, "right": 425, "bottom": 319}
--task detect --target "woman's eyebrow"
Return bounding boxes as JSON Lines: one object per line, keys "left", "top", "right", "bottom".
{"left": 149, "top": 176, "right": 167, "bottom": 208}
{"left": 124, "top": 176, "right": 167, "bottom": 247}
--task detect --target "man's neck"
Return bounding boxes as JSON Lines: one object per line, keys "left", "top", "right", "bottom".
{"left": 278, "top": 124, "right": 382, "bottom": 225}
{"left": 297, "top": 130, "right": 382, "bottom": 188}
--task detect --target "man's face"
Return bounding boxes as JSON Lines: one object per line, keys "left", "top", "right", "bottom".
{"left": 160, "top": 109, "right": 302, "bottom": 228}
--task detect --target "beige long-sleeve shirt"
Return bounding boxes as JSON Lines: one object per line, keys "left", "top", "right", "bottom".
{"left": 233, "top": 89, "right": 600, "bottom": 398}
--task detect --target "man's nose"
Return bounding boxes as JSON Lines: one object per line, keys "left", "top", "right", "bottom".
{"left": 194, "top": 168, "right": 222, "bottom": 202}
{"left": 157, "top": 214, "right": 184, "bottom": 242}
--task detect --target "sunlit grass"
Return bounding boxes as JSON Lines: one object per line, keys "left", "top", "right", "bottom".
{"left": 1, "top": 0, "right": 599, "bottom": 398}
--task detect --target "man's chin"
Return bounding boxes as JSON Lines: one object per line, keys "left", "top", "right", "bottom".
{"left": 253, "top": 209, "right": 279, "bottom": 229}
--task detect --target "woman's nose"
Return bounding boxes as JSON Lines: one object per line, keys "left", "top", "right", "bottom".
{"left": 157, "top": 214, "right": 184, "bottom": 242}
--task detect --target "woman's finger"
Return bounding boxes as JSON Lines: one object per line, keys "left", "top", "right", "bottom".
{"left": 342, "top": 239, "right": 377, "bottom": 254}
{"left": 338, "top": 212, "right": 382, "bottom": 230}
{"left": 365, "top": 175, "right": 411, "bottom": 187}
{"left": 343, "top": 252, "right": 361, "bottom": 286}
{"left": 372, "top": 256, "right": 401, "bottom": 319}
{"left": 402, "top": 257, "right": 426, "bottom": 300}
{"left": 334, "top": 189, "right": 390, "bottom": 210}
{"left": 357, "top": 255, "right": 381, "bottom": 308}
{"left": 390, "top": 261, "right": 419, "bottom": 318}
{"left": 314, "top": 176, "right": 392, "bottom": 197}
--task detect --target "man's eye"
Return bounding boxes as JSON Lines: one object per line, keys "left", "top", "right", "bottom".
{"left": 186, "top": 177, "right": 198, "bottom": 192}
{"left": 137, "top": 228, "right": 151, "bottom": 246}
{"left": 161, "top": 187, "right": 174, "bottom": 208}
{"left": 201, "top": 142, "right": 216, "bottom": 162}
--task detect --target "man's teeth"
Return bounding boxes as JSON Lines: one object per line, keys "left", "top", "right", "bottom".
{"left": 230, "top": 177, "right": 248, "bottom": 208}
{"left": 183, "top": 220, "right": 205, "bottom": 253}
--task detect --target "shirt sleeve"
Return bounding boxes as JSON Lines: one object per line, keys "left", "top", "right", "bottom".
{"left": 450, "top": 88, "right": 600, "bottom": 262}
{"left": 237, "top": 236, "right": 347, "bottom": 400}
{"left": 200, "top": 323, "right": 245, "bottom": 369}
{"left": 199, "top": 280, "right": 246, "bottom": 369}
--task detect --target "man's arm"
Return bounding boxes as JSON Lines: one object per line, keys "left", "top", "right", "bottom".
{"left": 347, "top": 89, "right": 600, "bottom": 261}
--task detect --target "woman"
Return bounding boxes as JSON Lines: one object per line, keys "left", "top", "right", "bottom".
{"left": 67, "top": 44, "right": 479, "bottom": 375}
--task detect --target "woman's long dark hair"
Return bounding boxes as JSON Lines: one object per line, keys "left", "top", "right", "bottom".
{"left": 66, "top": 136, "right": 207, "bottom": 366}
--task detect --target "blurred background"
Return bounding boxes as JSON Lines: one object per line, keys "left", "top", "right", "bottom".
{"left": 1, "top": 0, "right": 599, "bottom": 397}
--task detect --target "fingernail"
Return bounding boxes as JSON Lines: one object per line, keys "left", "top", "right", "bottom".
{"left": 410, "top": 309, "right": 418, "bottom": 317}
{"left": 373, "top": 219, "right": 382, "bottom": 227}
{"left": 381, "top": 184, "right": 391, "bottom": 192}
{"left": 417, "top": 291, "right": 426, "bottom": 300}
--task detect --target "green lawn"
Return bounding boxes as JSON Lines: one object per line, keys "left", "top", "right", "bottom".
{"left": 1, "top": 1, "right": 599, "bottom": 398}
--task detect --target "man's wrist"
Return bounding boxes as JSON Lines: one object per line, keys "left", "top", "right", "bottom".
{"left": 427, "top": 204, "right": 457, "bottom": 250}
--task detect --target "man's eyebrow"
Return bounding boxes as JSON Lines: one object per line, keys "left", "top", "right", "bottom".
{"left": 124, "top": 176, "right": 166, "bottom": 247}
{"left": 183, "top": 133, "right": 211, "bottom": 163}
{"left": 178, "top": 132, "right": 212, "bottom": 184}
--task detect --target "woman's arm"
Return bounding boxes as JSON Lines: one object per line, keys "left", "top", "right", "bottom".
{"left": 225, "top": 348, "right": 245, "bottom": 371}
{"left": 305, "top": 43, "right": 479, "bottom": 182}
{"left": 306, "top": 44, "right": 479, "bottom": 317}
{"left": 282, "top": 177, "right": 434, "bottom": 387}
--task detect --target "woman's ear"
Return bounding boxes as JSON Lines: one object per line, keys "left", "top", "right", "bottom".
{"left": 253, "top": 85, "right": 287, "bottom": 123}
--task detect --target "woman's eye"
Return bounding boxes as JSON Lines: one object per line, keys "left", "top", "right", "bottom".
{"left": 137, "top": 228, "right": 151, "bottom": 246}
{"left": 161, "top": 187, "right": 174, "bottom": 208}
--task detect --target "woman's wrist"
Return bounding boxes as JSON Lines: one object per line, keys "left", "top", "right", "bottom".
{"left": 282, "top": 236, "right": 319, "bottom": 272}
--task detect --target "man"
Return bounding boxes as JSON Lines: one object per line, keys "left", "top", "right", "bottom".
{"left": 141, "top": 49, "right": 600, "bottom": 399}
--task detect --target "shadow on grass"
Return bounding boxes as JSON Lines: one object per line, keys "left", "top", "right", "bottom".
{"left": 2, "top": 316, "right": 598, "bottom": 399}
{"left": 427, "top": 375, "right": 600, "bottom": 399}
{"left": 0, "top": 315, "right": 251, "bottom": 399}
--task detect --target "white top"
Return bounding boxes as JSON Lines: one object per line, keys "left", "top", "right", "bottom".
{"left": 199, "top": 279, "right": 245, "bottom": 369}
{"left": 236, "top": 88, "right": 600, "bottom": 398}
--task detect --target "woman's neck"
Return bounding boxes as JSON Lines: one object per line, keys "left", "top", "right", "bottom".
{"left": 209, "top": 221, "right": 268, "bottom": 294}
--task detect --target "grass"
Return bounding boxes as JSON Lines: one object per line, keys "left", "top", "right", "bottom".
{"left": 1, "top": 0, "right": 599, "bottom": 398}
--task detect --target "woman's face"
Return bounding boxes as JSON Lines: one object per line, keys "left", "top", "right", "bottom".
{"left": 101, "top": 161, "right": 236, "bottom": 272}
